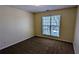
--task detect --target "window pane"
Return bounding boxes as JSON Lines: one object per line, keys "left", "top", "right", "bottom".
{"left": 42, "top": 16, "right": 50, "bottom": 25}
{"left": 51, "top": 15, "right": 60, "bottom": 37}
{"left": 42, "top": 16, "right": 50, "bottom": 35}
{"left": 42, "top": 25, "right": 50, "bottom": 35}
{"left": 51, "top": 25, "right": 59, "bottom": 37}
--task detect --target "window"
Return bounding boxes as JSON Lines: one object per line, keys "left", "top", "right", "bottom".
{"left": 42, "top": 15, "right": 61, "bottom": 37}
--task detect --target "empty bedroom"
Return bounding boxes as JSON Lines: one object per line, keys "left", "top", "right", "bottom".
{"left": 0, "top": 5, "right": 79, "bottom": 54}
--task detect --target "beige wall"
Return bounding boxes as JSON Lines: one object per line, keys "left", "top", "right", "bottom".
{"left": 34, "top": 7, "right": 77, "bottom": 43}
{"left": 0, "top": 6, "right": 34, "bottom": 50}
{"left": 74, "top": 6, "right": 79, "bottom": 54}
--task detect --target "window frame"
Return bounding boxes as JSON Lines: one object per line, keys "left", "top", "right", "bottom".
{"left": 41, "top": 15, "right": 61, "bottom": 38}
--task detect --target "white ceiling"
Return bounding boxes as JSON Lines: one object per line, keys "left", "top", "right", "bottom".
{"left": 9, "top": 5, "right": 76, "bottom": 13}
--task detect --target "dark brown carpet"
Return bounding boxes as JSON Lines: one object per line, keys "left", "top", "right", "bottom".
{"left": 0, "top": 36, "right": 74, "bottom": 54}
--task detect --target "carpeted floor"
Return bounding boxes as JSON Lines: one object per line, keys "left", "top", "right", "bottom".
{"left": 0, "top": 36, "right": 74, "bottom": 54}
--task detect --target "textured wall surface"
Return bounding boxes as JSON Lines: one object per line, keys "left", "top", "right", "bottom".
{"left": 0, "top": 6, "right": 34, "bottom": 50}
{"left": 74, "top": 6, "right": 79, "bottom": 54}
